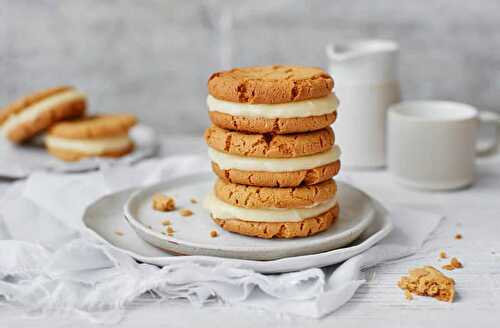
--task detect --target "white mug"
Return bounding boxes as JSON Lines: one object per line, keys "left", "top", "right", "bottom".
{"left": 387, "top": 101, "right": 500, "bottom": 190}
{"left": 326, "top": 39, "right": 401, "bottom": 169}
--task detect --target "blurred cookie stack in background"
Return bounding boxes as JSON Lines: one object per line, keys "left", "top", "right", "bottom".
{"left": 204, "top": 65, "right": 342, "bottom": 239}
{"left": 0, "top": 86, "right": 137, "bottom": 162}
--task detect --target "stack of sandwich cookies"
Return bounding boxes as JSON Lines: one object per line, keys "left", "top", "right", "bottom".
{"left": 46, "top": 114, "right": 137, "bottom": 161}
{"left": 204, "top": 65, "right": 341, "bottom": 239}
{"left": 0, "top": 86, "right": 86, "bottom": 143}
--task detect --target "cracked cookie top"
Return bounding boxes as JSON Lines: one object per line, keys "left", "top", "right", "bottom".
{"left": 204, "top": 125, "right": 334, "bottom": 158}
{"left": 214, "top": 178, "right": 337, "bottom": 209}
{"left": 208, "top": 65, "right": 334, "bottom": 104}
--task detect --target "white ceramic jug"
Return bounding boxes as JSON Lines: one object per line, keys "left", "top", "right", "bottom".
{"left": 326, "top": 39, "right": 401, "bottom": 169}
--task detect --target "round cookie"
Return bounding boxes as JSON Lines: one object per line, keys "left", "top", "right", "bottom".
{"left": 205, "top": 125, "right": 334, "bottom": 158}
{"left": 45, "top": 114, "right": 137, "bottom": 162}
{"left": 48, "top": 114, "right": 137, "bottom": 139}
{"left": 0, "top": 86, "right": 86, "bottom": 143}
{"left": 208, "top": 108, "right": 337, "bottom": 135}
{"left": 215, "top": 178, "right": 337, "bottom": 209}
{"left": 211, "top": 160, "right": 341, "bottom": 188}
{"left": 213, "top": 204, "right": 339, "bottom": 239}
{"left": 208, "top": 65, "right": 334, "bottom": 104}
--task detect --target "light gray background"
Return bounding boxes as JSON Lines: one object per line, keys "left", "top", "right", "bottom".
{"left": 1, "top": 0, "right": 499, "bottom": 134}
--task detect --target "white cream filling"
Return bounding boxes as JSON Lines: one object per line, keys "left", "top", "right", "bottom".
{"left": 208, "top": 145, "right": 341, "bottom": 172}
{"left": 1, "top": 90, "right": 86, "bottom": 136}
{"left": 207, "top": 93, "right": 338, "bottom": 119}
{"left": 204, "top": 191, "right": 337, "bottom": 222}
{"left": 45, "top": 134, "right": 131, "bottom": 154}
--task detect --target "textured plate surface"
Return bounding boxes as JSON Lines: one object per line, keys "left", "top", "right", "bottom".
{"left": 83, "top": 173, "right": 392, "bottom": 272}
{"left": 0, "top": 124, "right": 158, "bottom": 178}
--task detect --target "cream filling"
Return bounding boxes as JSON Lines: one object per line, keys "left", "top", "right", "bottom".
{"left": 207, "top": 93, "right": 338, "bottom": 119}
{"left": 1, "top": 90, "right": 86, "bottom": 136}
{"left": 208, "top": 145, "right": 341, "bottom": 172}
{"left": 204, "top": 191, "right": 337, "bottom": 222}
{"left": 45, "top": 134, "right": 131, "bottom": 154}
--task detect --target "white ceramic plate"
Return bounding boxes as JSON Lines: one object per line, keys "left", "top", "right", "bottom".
{"left": 83, "top": 174, "right": 393, "bottom": 273}
{"left": 0, "top": 124, "right": 158, "bottom": 179}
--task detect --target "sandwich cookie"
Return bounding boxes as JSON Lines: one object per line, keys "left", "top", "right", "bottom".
{"left": 208, "top": 144, "right": 341, "bottom": 187}
{"left": 207, "top": 65, "right": 338, "bottom": 134}
{"left": 45, "top": 114, "right": 137, "bottom": 161}
{"left": 0, "top": 86, "right": 86, "bottom": 143}
{"left": 205, "top": 179, "right": 339, "bottom": 238}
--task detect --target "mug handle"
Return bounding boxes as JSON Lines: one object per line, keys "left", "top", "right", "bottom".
{"left": 476, "top": 111, "right": 500, "bottom": 156}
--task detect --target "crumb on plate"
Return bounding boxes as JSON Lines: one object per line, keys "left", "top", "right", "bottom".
{"left": 179, "top": 209, "right": 193, "bottom": 217}
{"left": 114, "top": 230, "right": 124, "bottom": 236}
{"left": 152, "top": 193, "right": 176, "bottom": 212}
{"left": 190, "top": 197, "right": 198, "bottom": 204}
{"left": 439, "top": 251, "right": 448, "bottom": 259}
{"left": 210, "top": 230, "right": 218, "bottom": 238}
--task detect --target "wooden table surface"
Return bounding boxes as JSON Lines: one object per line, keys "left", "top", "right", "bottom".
{"left": 1, "top": 135, "right": 500, "bottom": 328}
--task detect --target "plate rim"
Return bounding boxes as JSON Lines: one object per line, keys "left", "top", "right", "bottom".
{"left": 82, "top": 183, "right": 393, "bottom": 272}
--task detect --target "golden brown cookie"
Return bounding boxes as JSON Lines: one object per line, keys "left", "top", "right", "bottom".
{"left": 208, "top": 65, "right": 333, "bottom": 104}
{"left": 213, "top": 204, "right": 339, "bottom": 239}
{"left": 205, "top": 125, "right": 334, "bottom": 158}
{"left": 398, "top": 266, "right": 455, "bottom": 302}
{"left": 208, "top": 111, "right": 337, "bottom": 135}
{"left": 211, "top": 160, "right": 341, "bottom": 187}
{"left": 215, "top": 178, "right": 337, "bottom": 209}
{"left": 45, "top": 114, "right": 137, "bottom": 162}
{"left": 48, "top": 114, "right": 137, "bottom": 139}
{"left": 0, "top": 86, "right": 86, "bottom": 143}
{"left": 46, "top": 143, "right": 134, "bottom": 162}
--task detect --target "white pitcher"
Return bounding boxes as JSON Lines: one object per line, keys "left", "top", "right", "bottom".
{"left": 326, "top": 39, "right": 401, "bottom": 169}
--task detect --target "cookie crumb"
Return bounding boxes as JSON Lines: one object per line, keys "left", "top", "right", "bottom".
{"left": 439, "top": 251, "right": 448, "bottom": 259}
{"left": 179, "top": 209, "right": 193, "bottom": 217}
{"left": 190, "top": 197, "right": 198, "bottom": 204}
{"left": 442, "top": 257, "right": 463, "bottom": 271}
{"left": 167, "top": 226, "right": 174, "bottom": 234}
{"left": 114, "top": 230, "right": 124, "bottom": 236}
{"left": 152, "top": 193, "right": 176, "bottom": 212}
{"left": 404, "top": 289, "right": 413, "bottom": 300}
{"left": 398, "top": 266, "right": 455, "bottom": 302}
{"left": 210, "top": 230, "right": 219, "bottom": 238}
{"left": 161, "top": 219, "right": 172, "bottom": 226}
{"left": 455, "top": 233, "right": 462, "bottom": 240}
{"left": 451, "top": 257, "right": 463, "bottom": 269}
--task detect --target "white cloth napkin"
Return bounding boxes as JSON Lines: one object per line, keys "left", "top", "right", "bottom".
{"left": 0, "top": 155, "right": 442, "bottom": 324}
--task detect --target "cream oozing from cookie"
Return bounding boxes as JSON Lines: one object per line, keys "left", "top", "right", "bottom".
{"left": 208, "top": 145, "right": 341, "bottom": 172}
{"left": 0, "top": 90, "right": 86, "bottom": 136}
{"left": 204, "top": 191, "right": 337, "bottom": 222}
{"left": 207, "top": 93, "right": 338, "bottom": 118}
{"left": 45, "top": 134, "right": 132, "bottom": 154}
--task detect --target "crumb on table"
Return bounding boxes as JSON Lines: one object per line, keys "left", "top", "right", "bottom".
{"left": 210, "top": 230, "right": 218, "bottom": 238}
{"left": 167, "top": 226, "right": 174, "bottom": 234}
{"left": 190, "top": 197, "right": 198, "bottom": 204}
{"left": 179, "top": 209, "right": 193, "bottom": 217}
{"left": 398, "top": 266, "right": 455, "bottom": 302}
{"left": 114, "top": 230, "right": 124, "bottom": 236}
{"left": 439, "top": 251, "right": 448, "bottom": 259}
{"left": 455, "top": 233, "right": 463, "bottom": 240}
{"left": 152, "top": 193, "right": 176, "bottom": 212}
{"left": 442, "top": 257, "right": 463, "bottom": 271}
{"left": 161, "top": 219, "right": 172, "bottom": 226}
